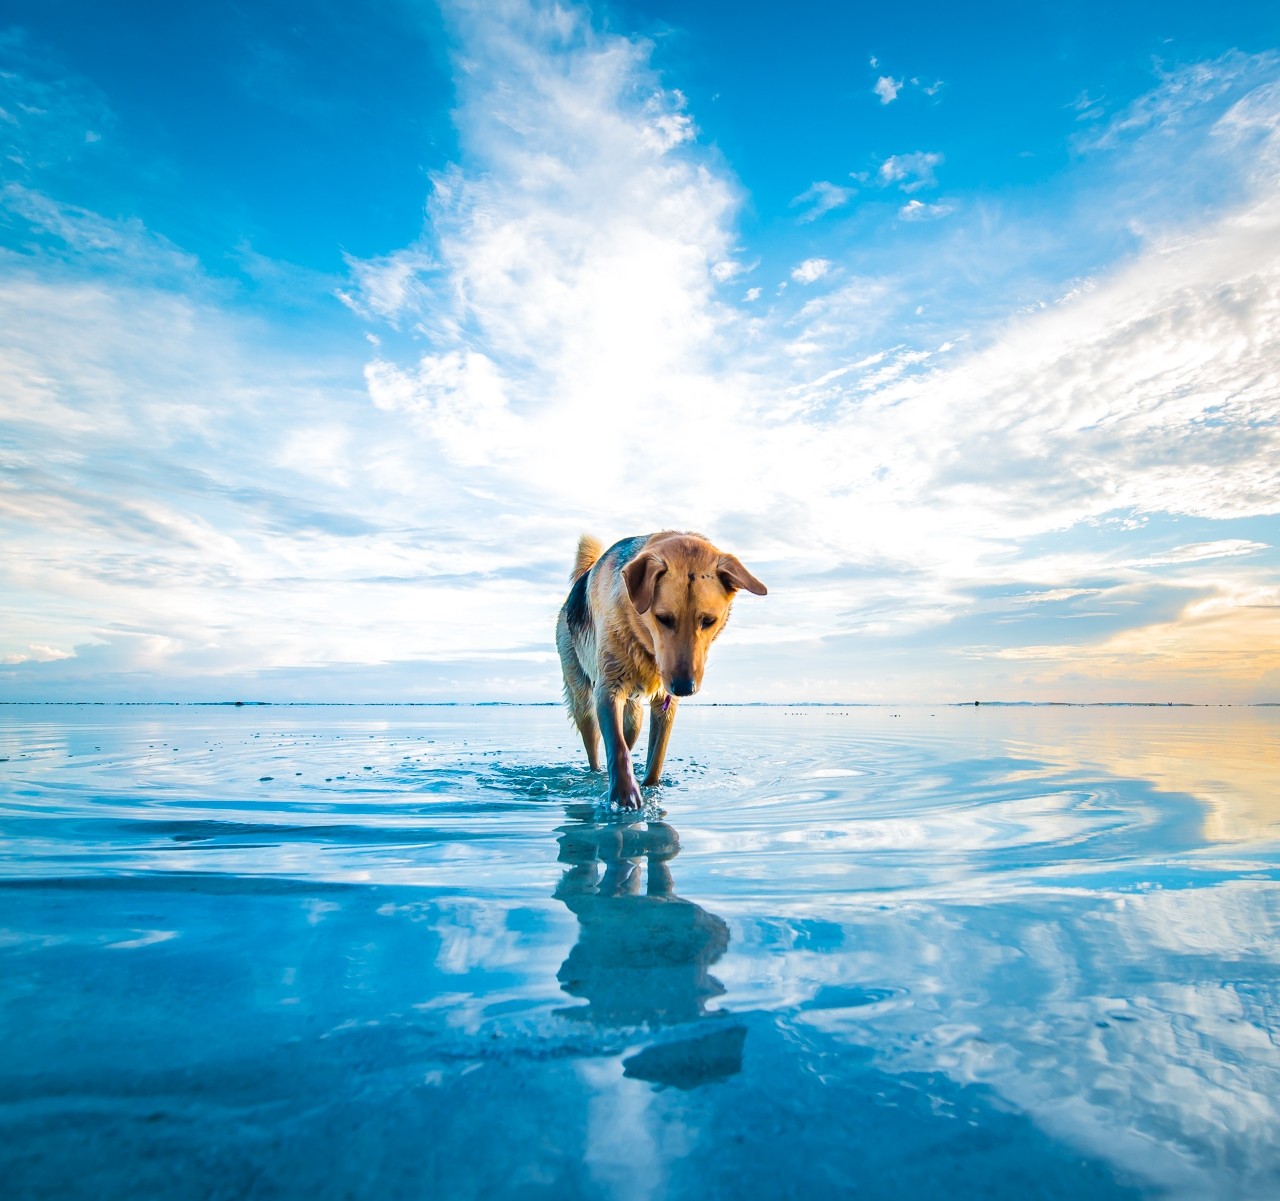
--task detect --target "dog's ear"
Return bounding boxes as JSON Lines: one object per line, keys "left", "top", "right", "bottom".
{"left": 623, "top": 553, "right": 667, "bottom": 614}
{"left": 717, "top": 554, "right": 767, "bottom": 596}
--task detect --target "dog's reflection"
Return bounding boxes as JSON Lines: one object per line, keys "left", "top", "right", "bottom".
{"left": 554, "top": 813, "right": 746, "bottom": 1088}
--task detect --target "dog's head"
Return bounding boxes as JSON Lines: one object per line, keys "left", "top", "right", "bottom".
{"left": 623, "top": 535, "right": 767, "bottom": 698}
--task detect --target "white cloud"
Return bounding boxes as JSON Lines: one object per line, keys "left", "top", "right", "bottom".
{"left": 335, "top": 248, "right": 435, "bottom": 323}
{"left": 339, "top": 3, "right": 740, "bottom": 504}
{"left": 744, "top": 286, "right": 761, "bottom": 302}
{"left": 899, "top": 199, "right": 953, "bottom": 221}
{"left": 874, "top": 75, "right": 902, "bottom": 105}
{"left": 640, "top": 89, "right": 695, "bottom": 151}
{"left": 364, "top": 350, "right": 520, "bottom": 467}
{"left": 790, "top": 257, "right": 832, "bottom": 284}
{"left": 790, "top": 180, "right": 856, "bottom": 222}
{"left": 879, "top": 151, "right": 943, "bottom": 192}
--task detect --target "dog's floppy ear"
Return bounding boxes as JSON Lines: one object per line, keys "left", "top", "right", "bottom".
{"left": 717, "top": 554, "right": 767, "bottom": 596}
{"left": 623, "top": 553, "right": 667, "bottom": 614}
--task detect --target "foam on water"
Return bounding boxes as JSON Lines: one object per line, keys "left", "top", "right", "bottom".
{"left": 1, "top": 703, "right": 1278, "bottom": 1200}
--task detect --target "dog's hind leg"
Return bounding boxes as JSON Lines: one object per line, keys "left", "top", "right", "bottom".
{"left": 623, "top": 697, "right": 643, "bottom": 753}
{"left": 574, "top": 708, "right": 601, "bottom": 772}
{"left": 557, "top": 612, "right": 601, "bottom": 772}
{"left": 563, "top": 659, "right": 601, "bottom": 771}
{"left": 567, "top": 682, "right": 601, "bottom": 773}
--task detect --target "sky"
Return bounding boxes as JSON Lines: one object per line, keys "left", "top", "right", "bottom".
{"left": 1, "top": 0, "right": 1277, "bottom": 704}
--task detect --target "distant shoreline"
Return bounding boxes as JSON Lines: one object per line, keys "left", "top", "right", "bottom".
{"left": 1, "top": 700, "right": 1276, "bottom": 709}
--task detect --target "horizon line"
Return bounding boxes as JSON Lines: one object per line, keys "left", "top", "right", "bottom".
{"left": 0, "top": 700, "right": 1276, "bottom": 709}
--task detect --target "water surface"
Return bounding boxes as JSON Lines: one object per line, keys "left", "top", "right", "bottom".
{"left": 2, "top": 704, "right": 1278, "bottom": 1199}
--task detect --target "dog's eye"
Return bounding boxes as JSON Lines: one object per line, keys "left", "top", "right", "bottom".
{"left": 699, "top": 616, "right": 717, "bottom": 630}
{"left": 655, "top": 613, "right": 676, "bottom": 630}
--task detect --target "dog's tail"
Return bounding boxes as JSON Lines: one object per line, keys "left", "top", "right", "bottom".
{"left": 571, "top": 534, "right": 604, "bottom": 583}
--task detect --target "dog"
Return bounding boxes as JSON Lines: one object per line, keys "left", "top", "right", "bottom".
{"left": 556, "top": 531, "right": 767, "bottom": 809}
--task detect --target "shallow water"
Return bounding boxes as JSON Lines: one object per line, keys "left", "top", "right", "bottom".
{"left": 1, "top": 703, "right": 1278, "bottom": 1200}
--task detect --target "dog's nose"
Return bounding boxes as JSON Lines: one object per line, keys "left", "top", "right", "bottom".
{"left": 670, "top": 677, "right": 695, "bottom": 697}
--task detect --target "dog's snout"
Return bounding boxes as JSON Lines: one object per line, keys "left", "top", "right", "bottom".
{"left": 670, "top": 676, "right": 696, "bottom": 697}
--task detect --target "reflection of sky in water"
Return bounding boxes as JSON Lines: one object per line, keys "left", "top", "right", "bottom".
{"left": 0, "top": 704, "right": 1277, "bottom": 1199}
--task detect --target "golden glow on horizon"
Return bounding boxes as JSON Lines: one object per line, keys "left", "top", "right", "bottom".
{"left": 994, "top": 589, "right": 1280, "bottom": 692}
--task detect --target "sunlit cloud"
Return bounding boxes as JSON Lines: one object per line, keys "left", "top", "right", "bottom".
{"left": 1, "top": 644, "right": 74, "bottom": 665}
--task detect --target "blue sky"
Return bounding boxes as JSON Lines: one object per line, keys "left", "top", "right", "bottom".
{"left": 1, "top": 0, "right": 1277, "bottom": 702}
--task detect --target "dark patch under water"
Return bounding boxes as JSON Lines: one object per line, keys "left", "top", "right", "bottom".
{"left": 1, "top": 704, "right": 1278, "bottom": 1200}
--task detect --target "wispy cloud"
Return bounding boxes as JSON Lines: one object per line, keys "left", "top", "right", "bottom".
{"left": 790, "top": 180, "right": 855, "bottom": 222}
{"left": 899, "top": 199, "right": 953, "bottom": 221}
{"left": 880, "top": 151, "right": 943, "bottom": 192}
{"left": 0, "top": 32, "right": 114, "bottom": 177}
{"left": 1080, "top": 51, "right": 1272, "bottom": 151}
{"left": 1132, "top": 540, "right": 1269, "bottom": 567}
{"left": 335, "top": 248, "right": 436, "bottom": 323}
{"left": 4, "top": 184, "right": 199, "bottom": 280}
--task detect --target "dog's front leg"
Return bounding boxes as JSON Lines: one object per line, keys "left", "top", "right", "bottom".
{"left": 642, "top": 693, "right": 678, "bottom": 787}
{"left": 595, "top": 686, "right": 643, "bottom": 810}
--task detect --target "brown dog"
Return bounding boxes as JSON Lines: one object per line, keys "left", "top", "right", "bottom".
{"left": 555, "top": 531, "right": 767, "bottom": 809}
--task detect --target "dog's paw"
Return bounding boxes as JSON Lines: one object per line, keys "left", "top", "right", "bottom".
{"left": 607, "top": 778, "right": 644, "bottom": 811}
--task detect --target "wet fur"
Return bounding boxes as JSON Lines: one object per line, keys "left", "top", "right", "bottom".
{"left": 555, "top": 531, "right": 766, "bottom": 809}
